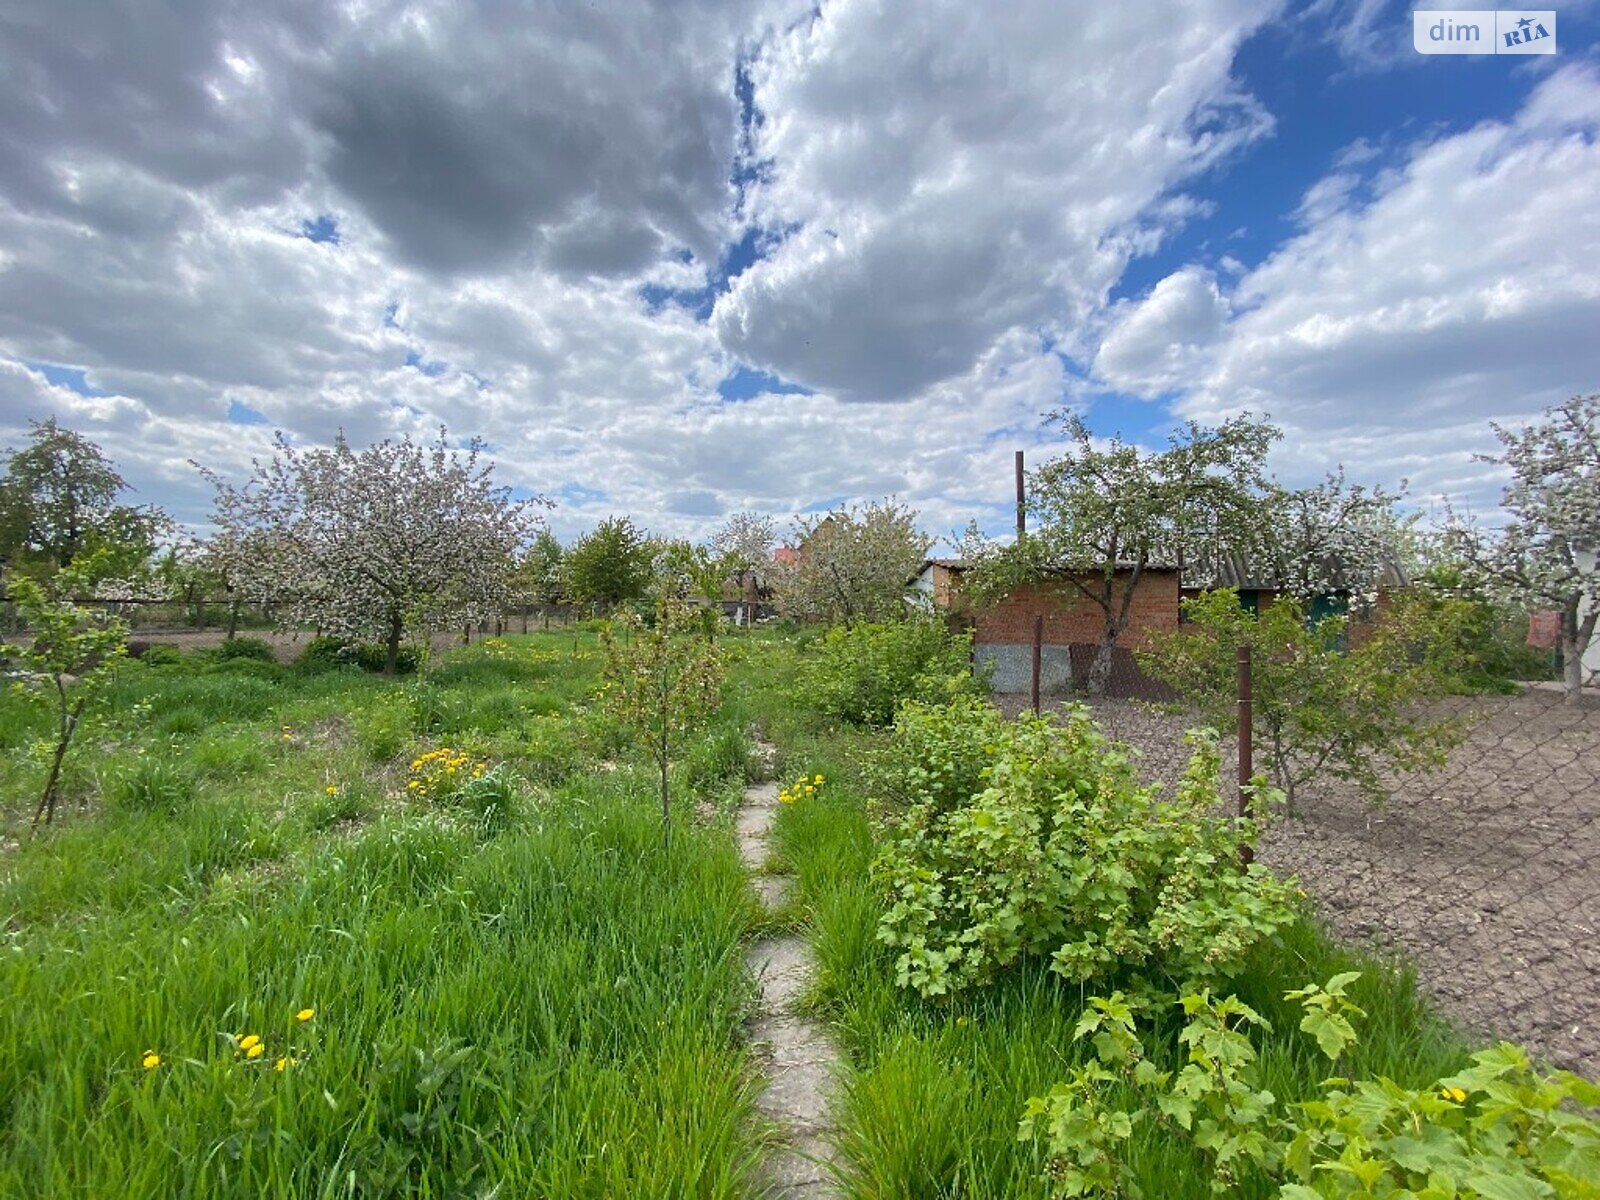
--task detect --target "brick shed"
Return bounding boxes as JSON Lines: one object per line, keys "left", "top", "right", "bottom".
{"left": 916, "top": 560, "right": 1180, "bottom": 696}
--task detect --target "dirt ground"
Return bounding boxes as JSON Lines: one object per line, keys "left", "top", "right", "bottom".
{"left": 998, "top": 688, "right": 1600, "bottom": 1079}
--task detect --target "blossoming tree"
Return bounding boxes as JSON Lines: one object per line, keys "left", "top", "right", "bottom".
{"left": 200, "top": 429, "right": 545, "bottom": 673}
{"left": 710, "top": 511, "right": 775, "bottom": 625}
{"left": 1447, "top": 393, "right": 1600, "bottom": 704}
{"left": 773, "top": 499, "right": 931, "bottom": 626}
{"left": 960, "top": 414, "right": 1276, "bottom": 694}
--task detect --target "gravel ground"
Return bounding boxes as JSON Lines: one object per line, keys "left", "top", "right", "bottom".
{"left": 999, "top": 688, "right": 1600, "bottom": 1078}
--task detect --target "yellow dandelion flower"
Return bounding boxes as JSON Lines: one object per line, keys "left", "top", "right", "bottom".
{"left": 238, "top": 1033, "right": 262, "bottom": 1051}
{"left": 141, "top": 1051, "right": 161, "bottom": 1070}
{"left": 246, "top": 1043, "right": 265, "bottom": 1060}
{"left": 273, "top": 1055, "right": 295, "bottom": 1071}
{"left": 1441, "top": 1086, "right": 1467, "bottom": 1103}
{"left": 325, "top": 785, "right": 339, "bottom": 796}
{"left": 295, "top": 1008, "right": 315, "bottom": 1022}
{"left": 813, "top": 774, "right": 823, "bottom": 785}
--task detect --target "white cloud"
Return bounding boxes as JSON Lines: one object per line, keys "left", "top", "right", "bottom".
{"left": 1093, "top": 267, "right": 1230, "bottom": 398}
{"left": 1119, "top": 64, "right": 1600, "bottom": 510}
{"left": 712, "top": 0, "right": 1277, "bottom": 401}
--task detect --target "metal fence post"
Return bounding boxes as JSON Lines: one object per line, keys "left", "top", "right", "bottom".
{"left": 1031, "top": 613, "right": 1043, "bottom": 714}
{"left": 1237, "top": 642, "right": 1254, "bottom": 868}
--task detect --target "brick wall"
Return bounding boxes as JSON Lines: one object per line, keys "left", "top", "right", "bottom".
{"left": 971, "top": 569, "right": 1181, "bottom": 648}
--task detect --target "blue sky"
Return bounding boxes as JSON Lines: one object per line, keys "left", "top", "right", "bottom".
{"left": 0, "top": 0, "right": 1596, "bottom": 544}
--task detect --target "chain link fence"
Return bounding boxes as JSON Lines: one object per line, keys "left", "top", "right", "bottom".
{"left": 996, "top": 644, "right": 1600, "bottom": 1080}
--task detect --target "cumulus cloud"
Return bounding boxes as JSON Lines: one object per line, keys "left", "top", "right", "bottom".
{"left": 712, "top": 0, "right": 1277, "bottom": 401}
{"left": 1167, "top": 64, "right": 1600, "bottom": 508}
{"left": 1093, "top": 267, "right": 1230, "bottom": 398}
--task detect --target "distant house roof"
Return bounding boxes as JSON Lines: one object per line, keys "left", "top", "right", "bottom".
{"left": 922, "top": 553, "right": 1409, "bottom": 592}
{"left": 1184, "top": 550, "right": 1410, "bottom": 593}
{"left": 774, "top": 546, "right": 799, "bottom": 566}
{"left": 918, "top": 556, "right": 1177, "bottom": 575}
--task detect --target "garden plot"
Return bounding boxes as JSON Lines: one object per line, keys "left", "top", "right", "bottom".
{"left": 1001, "top": 688, "right": 1600, "bottom": 1077}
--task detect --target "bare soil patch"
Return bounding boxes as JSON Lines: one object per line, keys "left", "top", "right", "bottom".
{"left": 998, "top": 688, "right": 1600, "bottom": 1078}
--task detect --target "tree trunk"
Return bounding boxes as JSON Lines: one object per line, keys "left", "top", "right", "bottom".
{"left": 384, "top": 608, "right": 403, "bottom": 676}
{"left": 226, "top": 595, "right": 241, "bottom": 640}
{"left": 1086, "top": 636, "right": 1115, "bottom": 697}
{"left": 659, "top": 716, "right": 671, "bottom": 846}
{"left": 1560, "top": 604, "right": 1597, "bottom": 705}
{"left": 31, "top": 695, "right": 85, "bottom": 833}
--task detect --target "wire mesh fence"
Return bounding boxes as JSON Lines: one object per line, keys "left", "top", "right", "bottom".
{"left": 994, "top": 642, "right": 1600, "bottom": 1080}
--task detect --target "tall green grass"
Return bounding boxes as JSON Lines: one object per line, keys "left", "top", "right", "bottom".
{"left": 0, "top": 631, "right": 765, "bottom": 1197}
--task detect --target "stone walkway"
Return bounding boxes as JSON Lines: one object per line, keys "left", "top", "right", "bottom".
{"left": 738, "top": 763, "right": 842, "bottom": 1199}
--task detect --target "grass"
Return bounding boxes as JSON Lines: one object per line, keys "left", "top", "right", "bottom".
{"left": 728, "top": 632, "right": 1476, "bottom": 1199}
{"left": 0, "top": 625, "right": 1497, "bottom": 1197}
{"left": 0, "top": 632, "right": 765, "bottom": 1197}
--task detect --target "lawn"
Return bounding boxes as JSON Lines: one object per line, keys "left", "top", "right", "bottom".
{"left": 0, "top": 633, "right": 764, "bottom": 1197}
{"left": 1, "top": 626, "right": 1587, "bottom": 1198}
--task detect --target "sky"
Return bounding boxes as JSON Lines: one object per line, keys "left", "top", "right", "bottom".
{"left": 0, "top": 0, "right": 1596, "bottom": 547}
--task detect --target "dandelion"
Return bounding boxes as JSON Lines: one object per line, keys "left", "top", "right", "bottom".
{"left": 813, "top": 774, "right": 824, "bottom": 785}
{"left": 325, "top": 785, "right": 339, "bottom": 796}
{"left": 246, "top": 1043, "right": 265, "bottom": 1060}
{"left": 273, "top": 1055, "right": 296, "bottom": 1071}
{"left": 141, "top": 1051, "right": 161, "bottom": 1070}
{"left": 295, "top": 1008, "right": 315, "bottom": 1023}
{"left": 1441, "top": 1086, "right": 1467, "bottom": 1103}
{"left": 238, "top": 1033, "right": 262, "bottom": 1052}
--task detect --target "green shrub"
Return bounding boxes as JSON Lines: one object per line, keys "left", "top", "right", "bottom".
{"left": 213, "top": 636, "right": 277, "bottom": 662}
{"left": 110, "top": 756, "right": 197, "bottom": 815}
{"left": 297, "top": 636, "right": 355, "bottom": 672}
{"left": 133, "top": 644, "right": 184, "bottom": 667}
{"left": 297, "top": 636, "right": 423, "bottom": 675}
{"left": 807, "top": 616, "right": 982, "bottom": 726}
{"left": 1022, "top": 976, "right": 1600, "bottom": 1199}
{"left": 871, "top": 700, "right": 1297, "bottom": 998}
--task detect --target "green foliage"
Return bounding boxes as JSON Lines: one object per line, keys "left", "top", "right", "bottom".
{"left": 449, "top": 762, "right": 520, "bottom": 833}
{"left": 354, "top": 693, "right": 416, "bottom": 762}
{"left": 563, "top": 516, "right": 653, "bottom": 611}
{"left": 1022, "top": 976, "right": 1600, "bottom": 1199}
{"left": 132, "top": 643, "right": 184, "bottom": 667}
{"left": 1, "top": 559, "right": 129, "bottom": 828}
{"left": 773, "top": 498, "right": 933, "bottom": 625}
{"left": 1416, "top": 562, "right": 1561, "bottom": 690}
{"left": 0, "top": 417, "right": 169, "bottom": 575}
{"left": 212, "top": 636, "right": 276, "bottom": 663}
{"left": 806, "top": 615, "right": 983, "bottom": 726}
{"left": 296, "top": 636, "right": 423, "bottom": 675}
{"left": 599, "top": 592, "right": 724, "bottom": 836}
{"left": 1142, "top": 588, "right": 1474, "bottom": 811}
{"left": 871, "top": 700, "right": 1297, "bottom": 998}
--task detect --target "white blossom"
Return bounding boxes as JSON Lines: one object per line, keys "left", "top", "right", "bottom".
{"left": 198, "top": 429, "right": 547, "bottom": 670}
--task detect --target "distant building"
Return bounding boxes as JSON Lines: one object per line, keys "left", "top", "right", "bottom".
{"left": 917, "top": 551, "right": 1409, "bottom": 696}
